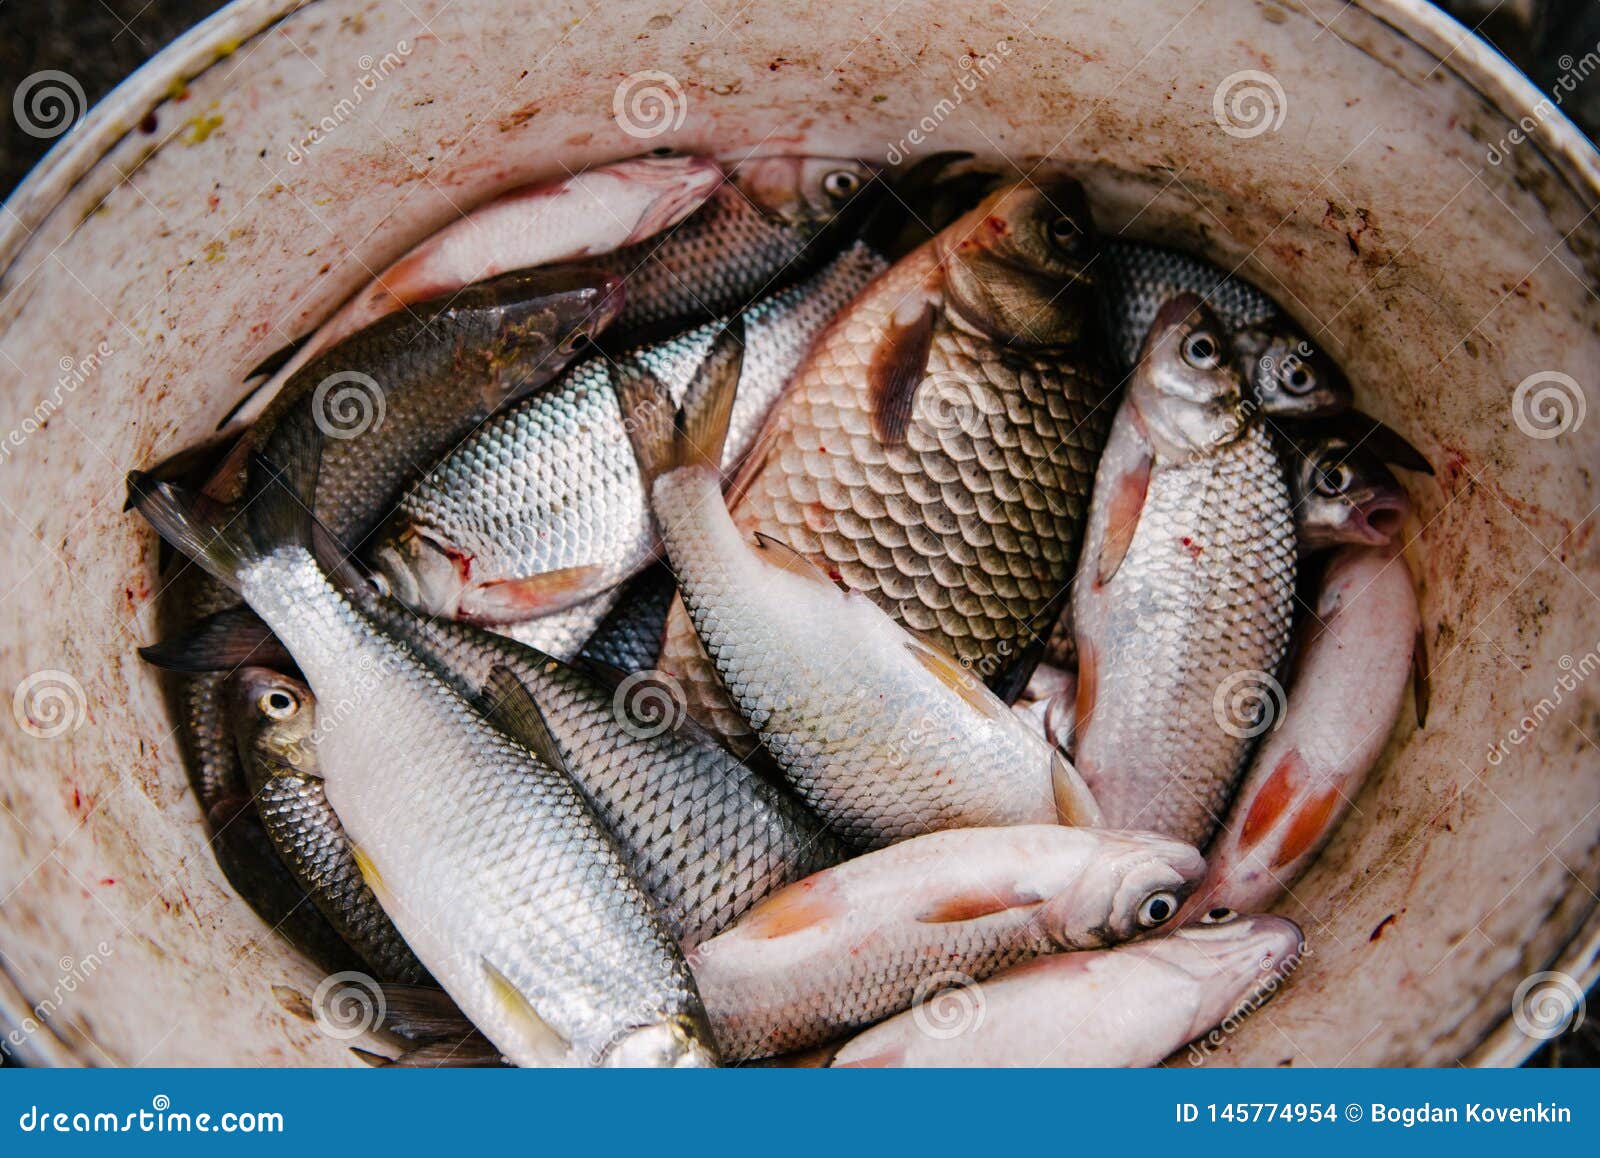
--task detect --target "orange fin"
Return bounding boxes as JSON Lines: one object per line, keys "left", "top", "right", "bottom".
{"left": 917, "top": 884, "right": 1044, "bottom": 924}
{"left": 867, "top": 299, "right": 937, "bottom": 444}
{"left": 904, "top": 637, "right": 1004, "bottom": 721}
{"left": 467, "top": 564, "right": 610, "bottom": 621}
{"left": 1096, "top": 452, "right": 1152, "bottom": 586}
{"left": 833, "top": 1044, "right": 907, "bottom": 1069}
{"left": 1073, "top": 636, "right": 1099, "bottom": 731}
{"left": 737, "top": 880, "right": 838, "bottom": 939}
{"left": 1272, "top": 786, "right": 1343, "bottom": 868}
{"left": 753, "top": 532, "right": 846, "bottom": 591}
{"left": 1239, "top": 749, "right": 1304, "bottom": 850}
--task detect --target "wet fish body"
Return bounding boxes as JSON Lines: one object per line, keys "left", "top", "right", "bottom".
{"left": 131, "top": 425, "right": 714, "bottom": 1068}
{"left": 691, "top": 825, "right": 1204, "bottom": 1059}
{"left": 1072, "top": 296, "right": 1296, "bottom": 848}
{"left": 371, "top": 244, "right": 886, "bottom": 625}
{"left": 225, "top": 666, "right": 429, "bottom": 983}
{"left": 830, "top": 913, "right": 1304, "bottom": 1067}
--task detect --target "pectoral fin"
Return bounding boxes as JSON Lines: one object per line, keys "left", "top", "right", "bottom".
{"left": 479, "top": 665, "right": 570, "bottom": 775}
{"left": 480, "top": 958, "right": 571, "bottom": 1065}
{"left": 1096, "top": 451, "right": 1152, "bottom": 586}
{"left": 903, "top": 636, "right": 1004, "bottom": 721}
{"left": 753, "top": 532, "right": 847, "bottom": 592}
{"left": 868, "top": 298, "right": 937, "bottom": 444}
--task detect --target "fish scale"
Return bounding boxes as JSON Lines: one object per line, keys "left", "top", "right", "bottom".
{"left": 373, "top": 245, "right": 886, "bottom": 625}
{"left": 1077, "top": 420, "right": 1297, "bottom": 847}
{"left": 1101, "top": 239, "right": 1281, "bottom": 370}
{"left": 355, "top": 596, "right": 846, "bottom": 949}
{"left": 736, "top": 284, "right": 1110, "bottom": 655}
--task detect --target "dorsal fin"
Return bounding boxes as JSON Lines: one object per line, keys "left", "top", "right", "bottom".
{"left": 479, "top": 665, "right": 569, "bottom": 775}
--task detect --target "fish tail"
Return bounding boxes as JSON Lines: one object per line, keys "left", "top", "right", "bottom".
{"left": 128, "top": 413, "right": 323, "bottom": 591}
{"left": 615, "top": 317, "right": 745, "bottom": 486}
{"left": 138, "top": 606, "right": 292, "bottom": 673}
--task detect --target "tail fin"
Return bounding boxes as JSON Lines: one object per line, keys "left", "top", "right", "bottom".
{"left": 614, "top": 317, "right": 745, "bottom": 487}
{"left": 127, "top": 413, "right": 323, "bottom": 592}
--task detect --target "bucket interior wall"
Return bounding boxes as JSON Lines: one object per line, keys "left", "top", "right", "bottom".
{"left": 0, "top": 0, "right": 1596, "bottom": 1066}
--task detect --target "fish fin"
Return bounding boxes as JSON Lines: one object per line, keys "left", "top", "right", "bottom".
{"left": 1240, "top": 750, "right": 1305, "bottom": 850}
{"left": 1051, "top": 750, "right": 1103, "bottom": 827}
{"left": 917, "top": 884, "right": 1045, "bottom": 924}
{"left": 479, "top": 665, "right": 570, "bottom": 775}
{"left": 1095, "top": 450, "right": 1152, "bottom": 586}
{"left": 480, "top": 958, "right": 571, "bottom": 1063}
{"left": 737, "top": 881, "right": 838, "bottom": 939}
{"left": 1411, "top": 624, "right": 1430, "bottom": 728}
{"left": 465, "top": 564, "right": 611, "bottom": 622}
{"left": 350, "top": 845, "right": 390, "bottom": 907}
{"left": 362, "top": 1037, "right": 506, "bottom": 1068}
{"left": 986, "top": 623, "right": 1047, "bottom": 705}
{"left": 614, "top": 317, "right": 746, "bottom": 483}
{"left": 902, "top": 636, "right": 1006, "bottom": 721}
{"left": 309, "top": 521, "right": 373, "bottom": 596}
{"left": 376, "top": 984, "right": 476, "bottom": 1043}
{"left": 867, "top": 298, "right": 937, "bottom": 444}
{"left": 570, "top": 657, "right": 726, "bottom": 750}
{"left": 138, "top": 607, "right": 293, "bottom": 674}
{"left": 1272, "top": 786, "right": 1343, "bottom": 868}
{"left": 1073, "top": 636, "right": 1099, "bottom": 729}
{"left": 832, "top": 1044, "right": 907, "bottom": 1069}
{"left": 126, "top": 471, "right": 255, "bottom": 592}
{"left": 240, "top": 332, "right": 310, "bottom": 384}
{"left": 752, "top": 532, "right": 845, "bottom": 590}
{"left": 247, "top": 415, "right": 323, "bottom": 551}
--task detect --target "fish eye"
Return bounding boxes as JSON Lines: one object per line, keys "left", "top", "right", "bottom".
{"left": 1313, "top": 460, "right": 1352, "bottom": 497}
{"left": 258, "top": 688, "right": 300, "bottom": 721}
{"left": 1200, "top": 907, "right": 1238, "bottom": 924}
{"left": 1046, "top": 215, "right": 1081, "bottom": 250}
{"left": 822, "top": 169, "right": 862, "bottom": 201}
{"left": 1182, "top": 330, "right": 1222, "bottom": 370}
{"left": 1281, "top": 362, "right": 1316, "bottom": 395}
{"left": 1137, "top": 891, "right": 1179, "bottom": 929}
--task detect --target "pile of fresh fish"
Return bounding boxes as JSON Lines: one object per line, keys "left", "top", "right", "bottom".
{"left": 129, "top": 151, "right": 1431, "bottom": 1068}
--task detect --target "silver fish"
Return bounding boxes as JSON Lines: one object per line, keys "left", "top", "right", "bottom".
{"left": 1284, "top": 432, "right": 1411, "bottom": 553}
{"left": 617, "top": 327, "right": 1102, "bottom": 850}
{"left": 830, "top": 912, "right": 1305, "bottom": 1068}
{"left": 691, "top": 825, "right": 1204, "bottom": 1059}
{"left": 592, "top": 155, "right": 880, "bottom": 329}
{"left": 369, "top": 243, "right": 886, "bottom": 626}
{"left": 224, "top": 666, "right": 429, "bottom": 984}
{"left": 352, "top": 593, "right": 847, "bottom": 949}
{"left": 129, "top": 421, "right": 715, "bottom": 1068}
{"left": 1071, "top": 294, "right": 1296, "bottom": 848}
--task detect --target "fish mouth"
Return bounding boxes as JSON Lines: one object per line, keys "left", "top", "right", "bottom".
{"left": 1347, "top": 491, "right": 1410, "bottom": 545}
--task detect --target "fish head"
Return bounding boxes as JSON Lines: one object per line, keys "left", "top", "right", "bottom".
{"left": 599, "top": 1015, "right": 720, "bottom": 1068}
{"left": 1038, "top": 830, "right": 1206, "bottom": 949}
{"left": 940, "top": 175, "right": 1101, "bottom": 349}
{"left": 1130, "top": 293, "right": 1249, "bottom": 457}
{"left": 1233, "top": 325, "right": 1352, "bottom": 419}
{"left": 1143, "top": 911, "right": 1307, "bottom": 1041}
{"left": 453, "top": 265, "right": 625, "bottom": 404}
{"left": 369, "top": 521, "right": 472, "bottom": 619}
{"left": 223, "top": 666, "right": 319, "bottom": 777}
{"left": 1290, "top": 435, "right": 1410, "bottom": 551}
{"left": 613, "top": 155, "right": 728, "bottom": 245}
{"left": 727, "top": 155, "right": 881, "bottom": 234}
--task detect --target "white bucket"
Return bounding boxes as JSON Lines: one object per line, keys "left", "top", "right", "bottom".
{"left": 0, "top": 0, "right": 1595, "bottom": 1066}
